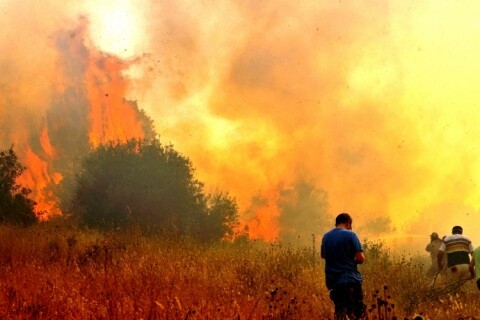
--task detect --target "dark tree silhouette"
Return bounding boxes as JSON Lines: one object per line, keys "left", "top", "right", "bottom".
{"left": 71, "top": 138, "right": 238, "bottom": 241}
{"left": 277, "top": 179, "right": 329, "bottom": 245}
{"left": 0, "top": 147, "right": 38, "bottom": 225}
{"left": 202, "top": 191, "right": 239, "bottom": 241}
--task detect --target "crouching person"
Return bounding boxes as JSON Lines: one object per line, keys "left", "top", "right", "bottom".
{"left": 437, "top": 225, "right": 474, "bottom": 284}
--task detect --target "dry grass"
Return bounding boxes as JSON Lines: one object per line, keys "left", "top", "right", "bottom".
{"left": 0, "top": 224, "right": 478, "bottom": 319}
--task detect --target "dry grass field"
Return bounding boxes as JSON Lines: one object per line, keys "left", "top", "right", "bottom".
{"left": 0, "top": 222, "right": 478, "bottom": 319}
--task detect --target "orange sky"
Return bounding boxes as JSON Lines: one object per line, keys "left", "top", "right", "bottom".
{"left": 2, "top": 0, "right": 480, "bottom": 248}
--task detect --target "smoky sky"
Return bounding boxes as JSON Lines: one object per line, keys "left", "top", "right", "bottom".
{"left": 3, "top": 0, "right": 480, "bottom": 245}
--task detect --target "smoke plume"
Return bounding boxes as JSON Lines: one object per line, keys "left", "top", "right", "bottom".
{"left": 3, "top": 1, "right": 480, "bottom": 246}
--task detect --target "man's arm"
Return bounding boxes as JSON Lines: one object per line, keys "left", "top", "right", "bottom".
{"left": 354, "top": 251, "right": 365, "bottom": 264}
{"left": 469, "top": 258, "right": 475, "bottom": 279}
{"left": 437, "top": 250, "right": 444, "bottom": 270}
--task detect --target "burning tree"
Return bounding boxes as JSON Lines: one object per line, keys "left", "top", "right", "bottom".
{"left": 0, "top": 147, "right": 38, "bottom": 225}
{"left": 70, "top": 138, "right": 238, "bottom": 241}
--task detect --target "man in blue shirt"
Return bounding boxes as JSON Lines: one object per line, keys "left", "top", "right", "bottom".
{"left": 321, "top": 213, "right": 365, "bottom": 319}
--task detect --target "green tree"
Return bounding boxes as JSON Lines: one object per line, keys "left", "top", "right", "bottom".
{"left": 0, "top": 147, "right": 38, "bottom": 225}
{"left": 202, "top": 191, "right": 239, "bottom": 241}
{"left": 71, "top": 138, "right": 239, "bottom": 240}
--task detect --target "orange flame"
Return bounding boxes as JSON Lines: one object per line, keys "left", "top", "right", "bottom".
{"left": 86, "top": 53, "right": 144, "bottom": 147}
{"left": 13, "top": 20, "right": 146, "bottom": 218}
{"left": 17, "top": 146, "right": 61, "bottom": 217}
{"left": 243, "top": 189, "right": 280, "bottom": 242}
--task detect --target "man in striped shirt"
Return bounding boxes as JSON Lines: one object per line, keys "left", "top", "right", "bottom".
{"left": 437, "top": 225, "right": 474, "bottom": 283}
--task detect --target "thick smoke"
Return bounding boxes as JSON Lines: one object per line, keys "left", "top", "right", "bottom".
{"left": 131, "top": 0, "right": 480, "bottom": 245}
{"left": 3, "top": 0, "right": 480, "bottom": 246}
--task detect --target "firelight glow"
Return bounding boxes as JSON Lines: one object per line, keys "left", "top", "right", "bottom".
{"left": 83, "top": 0, "right": 144, "bottom": 59}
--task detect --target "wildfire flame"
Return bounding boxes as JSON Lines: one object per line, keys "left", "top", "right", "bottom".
{"left": 86, "top": 53, "right": 145, "bottom": 147}
{"left": 13, "top": 19, "right": 147, "bottom": 218}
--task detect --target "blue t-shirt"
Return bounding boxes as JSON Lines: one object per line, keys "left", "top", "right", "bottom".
{"left": 321, "top": 228, "right": 363, "bottom": 289}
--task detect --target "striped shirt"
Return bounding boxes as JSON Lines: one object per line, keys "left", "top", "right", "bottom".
{"left": 439, "top": 234, "right": 474, "bottom": 267}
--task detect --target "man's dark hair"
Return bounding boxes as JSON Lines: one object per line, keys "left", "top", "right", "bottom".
{"left": 335, "top": 213, "right": 352, "bottom": 226}
{"left": 452, "top": 225, "right": 463, "bottom": 234}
